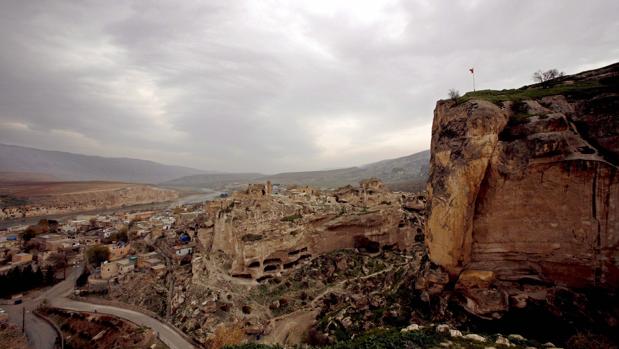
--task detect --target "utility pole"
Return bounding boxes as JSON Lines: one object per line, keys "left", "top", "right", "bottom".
{"left": 22, "top": 307, "right": 25, "bottom": 333}
{"left": 63, "top": 251, "right": 67, "bottom": 280}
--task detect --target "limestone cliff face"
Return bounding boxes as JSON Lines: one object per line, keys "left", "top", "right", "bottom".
{"left": 426, "top": 63, "right": 619, "bottom": 289}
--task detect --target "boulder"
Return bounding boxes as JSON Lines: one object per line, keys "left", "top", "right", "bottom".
{"left": 456, "top": 270, "right": 495, "bottom": 289}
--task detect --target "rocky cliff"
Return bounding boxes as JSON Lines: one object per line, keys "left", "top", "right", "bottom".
{"left": 195, "top": 179, "right": 425, "bottom": 282}
{"left": 426, "top": 63, "right": 619, "bottom": 290}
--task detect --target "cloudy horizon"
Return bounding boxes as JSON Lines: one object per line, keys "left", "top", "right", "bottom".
{"left": 1, "top": 0, "right": 618, "bottom": 173}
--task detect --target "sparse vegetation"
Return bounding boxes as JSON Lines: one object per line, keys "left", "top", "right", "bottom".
{"left": 210, "top": 324, "right": 245, "bottom": 349}
{"left": 457, "top": 79, "right": 606, "bottom": 105}
{"left": 448, "top": 88, "right": 460, "bottom": 102}
{"left": 533, "top": 68, "right": 564, "bottom": 84}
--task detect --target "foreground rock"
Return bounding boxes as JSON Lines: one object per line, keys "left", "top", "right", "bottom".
{"left": 427, "top": 63, "right": 619, "bottom": 289}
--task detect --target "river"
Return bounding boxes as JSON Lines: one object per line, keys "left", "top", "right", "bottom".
{"left": 0, "top": 188, "right": 224, "bottom": 229}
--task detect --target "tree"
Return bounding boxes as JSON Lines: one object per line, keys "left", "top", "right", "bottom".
{"left": 533, "top": 69, "right": 564, "bottom": 84}
{"left": 111, "top": 229, "right": 129, "bottom": 243}
{"left": 21, "top": 228, "right": 36, "bottom": 242}
{"left": 85, "top": 245, "right": 110, "bottom": 266}
{"left": 448, "top": 89, "right": 460, "bottom": 102}
{"left": 47, "top": 252, "right": 67, "bottom": 279}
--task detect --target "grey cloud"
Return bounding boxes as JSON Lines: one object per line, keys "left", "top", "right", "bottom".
{"left": 0, "top": 0, "right": 618, "bottom": 173}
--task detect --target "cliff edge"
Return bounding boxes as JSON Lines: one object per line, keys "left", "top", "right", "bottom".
{"left": 426, "top": 63, "right": 619, "bottom": 290}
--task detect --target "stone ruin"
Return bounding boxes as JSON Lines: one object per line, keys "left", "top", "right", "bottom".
{"left": 196, "top": 179, "right": 425, "bottom": 282}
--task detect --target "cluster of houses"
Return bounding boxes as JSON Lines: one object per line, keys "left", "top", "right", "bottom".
{"left": 1, "top": 204, "right": 204, "bottom": 294}
{"left": 99, "top": 250, "right": 166, "bottom": 280}
{"left": 0, "top": 230, "right": 72, "bottom": 275}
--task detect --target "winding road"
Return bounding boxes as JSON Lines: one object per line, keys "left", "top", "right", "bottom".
{"left": 4, "top": 264, "right": 195, "bottom": 349}
{"left": 51, "top": 299, "right": 194, "bottom": 349}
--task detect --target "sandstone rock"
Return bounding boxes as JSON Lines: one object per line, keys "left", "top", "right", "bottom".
{"left": 436, "top": 324, "right": 451, "bottom": 334}
{"left": 459, "top": 287, "right": 509, "bottom": 320}
{"left": 426, "top": 63, "right": 619, "bottom": 289}
{"left": 495, "top": 335, "right": 513, "bottom": 346}
{"left": 508, "top": 334, "right": 525, "bottom": 342}
{"left": 401, "top": 323, "right": 422, "bottom": 332}
{"left": 456, "top": 270, "right": 495, "bottom": 289}
{"left": 198, "top": 180, "right": 424, "bottom": 282}
{"left": 449, "top": 329, "right": 462, "bottom": 337}
{"left": 464, "top": 333, "right": 486, "bottom": 342}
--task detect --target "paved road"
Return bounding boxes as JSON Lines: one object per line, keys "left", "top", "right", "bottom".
{"left": 4, "top": 264, "right": 195, "bottom": 349}
{"left": 51, "top": 299, "right": 195, "bottom": 349}
{"left": 3, "top": 265, "right": 82, "bottom": 349}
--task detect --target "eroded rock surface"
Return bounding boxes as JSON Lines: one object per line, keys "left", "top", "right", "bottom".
{"left": 196, "top": 179, "right": 424, "bottom": 282}
{"left": 427, "top": 63, "right": 619, "bottom": 290}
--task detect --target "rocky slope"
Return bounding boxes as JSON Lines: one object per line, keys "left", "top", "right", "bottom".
{"left": 426, "top": 63, "right": 619, "bottom": 290}
{"left": 156, "top": 180, "right": 427, "bottom": 346}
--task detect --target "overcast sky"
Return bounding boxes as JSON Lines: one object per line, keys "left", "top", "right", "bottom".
{"left": 0, "top": 1, "right": 617, "bottom": 173}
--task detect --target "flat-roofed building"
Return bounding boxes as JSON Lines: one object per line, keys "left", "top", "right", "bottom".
{"left": 108, "top": 242, "right": 130, "bottom": 261}
{"left": 117, "top": 259, "right": 134, "bottom": 274}
{"left": 100, "top": 261, "right": 118, "bottom": 280}
{"left": 12, "top": 252, "right": 32, "bottom": 264}
{"left": 136, "top": 252, "right": 159, "bottom": 268}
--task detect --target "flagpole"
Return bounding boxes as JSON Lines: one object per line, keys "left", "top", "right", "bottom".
{"left": 469, "top": 67, "right": 476, "bottom": 92}
{"left": 472, "top": 71, "right": 476, "bottom": 92}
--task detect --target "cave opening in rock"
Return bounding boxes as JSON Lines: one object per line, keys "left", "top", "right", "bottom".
{"left": 283, "top": 261, "right": 298, "bottom": 269}
{"left": 353, "top": 235, "right": 380, "bottom": 253}
{"left": 256, "top": 275, "right": 272, "bottom": 283}
{"left": 264, "top": 258, "right": 282, "bottom": 265}
{"left": 264, "top": 264, "right": 278, "bottom": 272}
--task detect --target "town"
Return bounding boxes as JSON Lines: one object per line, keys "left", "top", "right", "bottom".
{"left": 0, "top": 195, "right": 206, "bottom": 349}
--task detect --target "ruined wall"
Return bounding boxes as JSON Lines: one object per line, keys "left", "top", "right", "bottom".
{"left": 426, "top": 64, "right": 619, "bottom": 289}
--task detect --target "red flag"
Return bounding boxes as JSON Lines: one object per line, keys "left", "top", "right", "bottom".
{"left": 469, "top": 68, "right": 474, "bottom": 74}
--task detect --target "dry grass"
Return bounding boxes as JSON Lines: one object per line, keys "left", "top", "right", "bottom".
{"left": 209, "top": 323, "right": 245, "bottom": 349}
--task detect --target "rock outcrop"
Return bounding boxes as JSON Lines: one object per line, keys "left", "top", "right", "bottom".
{"left": 426, "top": 63, "right": 619, "bottom": 290}
{"left": 195, "top": 179, "right": 425, "bottom": 282}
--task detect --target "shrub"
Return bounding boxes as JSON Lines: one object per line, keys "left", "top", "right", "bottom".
{"left": 84, "top": 245, "right": 110, "bottom": 266}
{"left": 448, "top": 89, "right": 460, "bottom": 101}
{"left": 533, "top": 68, "right": 565, "bottom": 83}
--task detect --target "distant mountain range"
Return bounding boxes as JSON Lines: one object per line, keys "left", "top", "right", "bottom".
{"left": 0, "top": 143, "right": 430, "bottom": 191}
{"left": 0, "top": 143, "right": 207, "bottom": 183}
{"left": 162, "top": 150, "right": 430, "bottom": 192}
